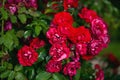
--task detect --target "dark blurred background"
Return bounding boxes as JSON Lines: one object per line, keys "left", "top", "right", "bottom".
{"left": 81, "top": 0, "right": 120, "bottom": 59}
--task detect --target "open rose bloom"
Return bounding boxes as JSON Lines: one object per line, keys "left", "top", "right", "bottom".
{"left": 0, "top": 0, "right": 113, "bottom": 80}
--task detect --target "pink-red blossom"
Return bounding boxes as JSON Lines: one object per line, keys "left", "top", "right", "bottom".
{"left": 63, "top": 0, "right": 78, "bottom": 10}
{"left": 46, "top": 27, "right": 66, "bottom": 44}
{"left": 46, "top": 60, "right": 62, "bottom": 73}
{"left": 76, "top": 42, "right": 87, "bottom": 56}
{"left": 63, "top": 61, "right": 80, "bottom": 77}
{"left": 52, "top": 11, "right": 74, "bottom": 26}
{"left": 49, "top": 43, "right": 70, "bottom": 61}
{"left": 57, "top": 22, "right": 74, "bottom": 37}
{"left": 79, "top": 7, "right": 98, "bottom": 23}
{"left": 30, "top": 38, "right": 45, "bottom": 49}
{"left": 88, "top": 40, "right": 103, "bottom": 56}
{"left": 95, "top": 64, "right": 104, "bottom": 80}
{"left": 17, "top": 45, "right": 38, "bottom": 66}
{"left": 4, "top": 21, "right": 12, "bottom": 31}
{"left": 69, "top": 26, "right": 91, "bottom": 43}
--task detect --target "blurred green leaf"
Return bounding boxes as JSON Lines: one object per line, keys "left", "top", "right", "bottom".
{"left": 36, "top": 71, "right": 52, "bottom": 80}
{"left": 45, "top": 8, "right": 56, "bottom": 14}
{"left": 52, "top": 73, "right": 67, "bottom": 80}
{"left": 0, "top": 7, "right": 8, "bottom": 20}
{"left": 18, "top": 7, "right": 26, "bottom": 13}
{"left": 14, "top": 65, "right": 23, "bottom": 72}
{"left": 0, "top": 66, "right": 6, "bottom": 72}
{"left": 73, "top": 69, "right": 81, "bottom": 80}
{"left": 15, "top": 72, "right": 26, "bottom": 80}
{"left": 18, "top": 14, "right": 27, "bottom": 24}
{"left": 10, "top": 15, "right": 17, "bottom": 23}
{"left": 37, "top": 48, "right": 47, "bottom": 62}
{"left": 28, "top": 68, "right": 35, "bottom": 80}
{"left": 7, "top": 63, "right": 13, "bottom": 70}
{"left": 28, "top": 10, "right": 40, "bottom": 17}
{"left": 0, "top": 70, "right": 11, "bottom": 78}
{"left": 35, "top": 25, "right": 42, "bottom": 36}
{"left": 24, "top": 30, "right": 31, "bottom": 39}
{"left": 3, "top": 30, "right": 19, "bottom": 51}
{"left": 0, "top": 51, "right": 4, "bottom": 58}
{"left": 16, "top": 30, "right": 24, "bottom": 38}
{"left": 8, "top": 71, "right": 16, "bottom": 80}
{"left": 3, "top": 31, "right": 13, "bottom": 50}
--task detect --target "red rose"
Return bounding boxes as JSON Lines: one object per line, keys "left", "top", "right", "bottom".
{"left": 46, "top": 60, "right": 62, "bottom": 73}
{"left": 90, "top": 18, "right": 110, "bottom": 47}
{"left": 17, "top": 45, "right": 38, "bottom": 66}
{"left": 57, "top": 22, "right": 74, "bottom": 37}
{"left": 52, "top": 11, "right": 74, "bottom": 26}
{"left": 30, "top": 38, "right": 45, "bottom": 49}
{"left": 46, "top": 27, "right": 66, "bottom": 44}
{"left": 76, "top": 42, "right": 87, "bottom": 56}
{"left": 49, "top": 43, "right": 70, "bottom": 61}
{"left": 88, "top": 40, "right": 103, "bottom": 56}
{"left": 63, "top": 0, "right": 78, "bottom": 10}
{"left": 69, "top": 26, "right": 91, "bottom": 43}
{"left": 63, "top": 61, "right": 80, "bottom": 77}
{"left": 91, "top": 18, "right": 108, "bottom": 37}
{"left": 99, "top": 34, "right": 110, "bottom": 48}
{"left": 79, "top": 7, "right": 98, "bottom": 23}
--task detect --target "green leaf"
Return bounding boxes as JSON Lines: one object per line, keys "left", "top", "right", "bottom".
{"left": 0, "top": 51, "right": 4, "bottom": 58}
{"left": 37, "top": 48, "right": 47, "bottom": 62}
{"left": 24, "top": 30, "right": 31, "bottom": 39}
{"left": 0, "top": 70, "right": 11, "bottom": 78}
{"left": 18, "top": 7, "right": 26, "bottom": 13}
{"left": 28, "top": 10, "right": 40, "bottom": 17}
{"left": 18, "top": 14, "right": 27, "bottom": 24}
{"left": 16, "top": 30, "right": 24, "bottom": 38}
{"left": 0, "top": 66, "right": 6, "bottom": 72}
{"left": 28, "top": 68, "right": 35, "bottom": 80}
{"left": 35, "top": 25, "right": 42, "bottom": 36}
{"left": 73, "top": 69, "right": 81, "bottom": 80}
{"left": 45, "top": 8, "right": 56, "bottom": 14}
{"left": 3, "top": 31, "right": 13, "bottom": 50}
{"left": 7, "top": 63, "right": 13, "bottom": 70}
{"left": 36, "top": 71, "right": 52, "bottom": 80}
{"left": 3, "top": 30, "right": 19, "bottom": 51}
{"left": 14, "top": 65, "right": 23, "bottom": 72}
{"left": 39, "top": 20, "right": 48, "bottom": 34}
{"left": 15, "top": 72, "right": 26, "bottom": 80}
{"left": 52, "top": 73, "right": 67, "bottom": 80}
{"left": 10, "top": 15, "right": 17, "bottom": 23}
{"left": 8, "top": 71, "right": 16, "bottom": 80}
{"left": 0, "top": 7, "right": 8, "bottom": 20}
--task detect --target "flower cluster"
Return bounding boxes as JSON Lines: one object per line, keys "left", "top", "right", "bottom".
{"left": 79, "top": 8, "right": 110, "bottom": 58}
{"left": 17, "top": 38, "right": 45, "bottom": 66}
{"left": 0, "top": 0, "right": 111, "bottom": 80}
{"left": 46, "top": 7, "right": 109, "bottom": 79}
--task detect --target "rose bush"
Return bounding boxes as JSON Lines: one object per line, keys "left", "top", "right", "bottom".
{"left": 0, "top": 0, "right": 112, "bottom": 80}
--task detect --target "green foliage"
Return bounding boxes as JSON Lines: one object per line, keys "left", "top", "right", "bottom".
{"left": 18, "top": 14, "right": 27, "bottom": 24}
{"left": 10, "top": 15, "right": 17, "bottom": 23}
{"left": 52, "top": 73, "right": 68, "bottom": 80}
{"left": 1, "top": 30, "right": 19, "bottom": 51}
{"left": 36, "top": 71, "right": 52, "bottom": 80}
{"left": 0, "top": 7, "right": 8, "bottom": 20}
